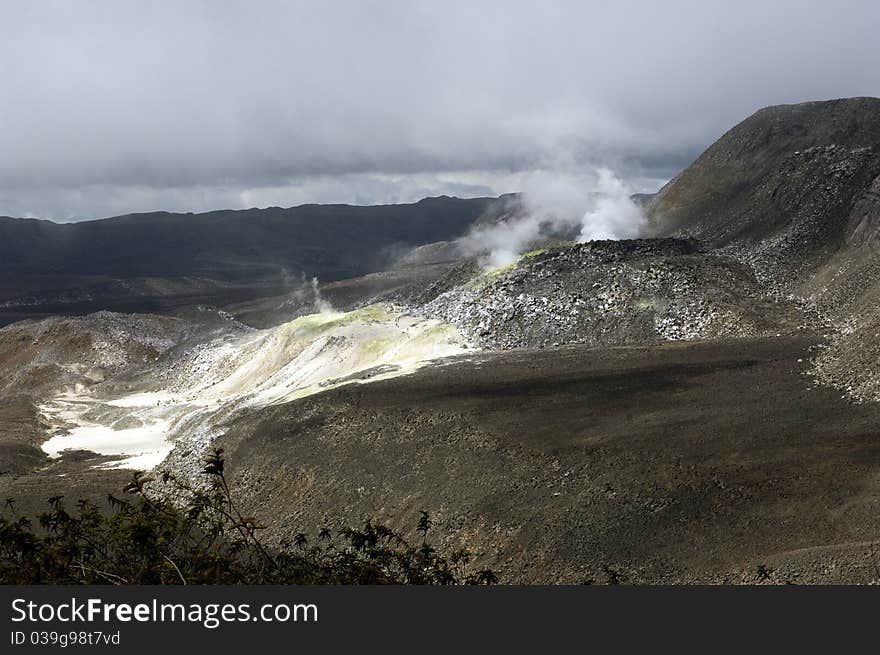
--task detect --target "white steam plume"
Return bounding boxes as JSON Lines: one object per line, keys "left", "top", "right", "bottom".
{"left": 459, "top": 168, "right": 646, "bottom": 269}
{"left": 578, "top": 169, "right": 645, "bottom": 241}
{"left": 279, "top": 270, "right": 336, "bottom": 314}
{"left": 310, "top": 276, "right": 335, "bottom": 314}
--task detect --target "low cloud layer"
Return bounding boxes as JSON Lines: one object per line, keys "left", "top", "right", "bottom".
{"left": 2, "top": 1, "right": 879, "bottom": 219}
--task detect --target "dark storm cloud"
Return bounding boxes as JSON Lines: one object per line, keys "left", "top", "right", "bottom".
{"left": 1, "top": 0, "right": 879, "bottom": 219}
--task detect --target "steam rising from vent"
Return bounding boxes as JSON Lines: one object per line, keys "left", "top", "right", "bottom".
{"left": 310, "top": 276, "right": 334, "bottom": 314}
{"left": 459, "top": 168, "right": 646, "bottom": 269}
{"left": 279, "top": 270, "right": 335, "bottom": 314}
{"left": 577, "top": 169, "right": 645, "bottom": 242}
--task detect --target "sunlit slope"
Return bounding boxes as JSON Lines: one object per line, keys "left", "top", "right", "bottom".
{"left": 39, "top": 306, "right": 469, "bottom": 469}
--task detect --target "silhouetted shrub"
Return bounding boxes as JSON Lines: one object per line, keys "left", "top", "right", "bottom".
{"left": 0, "top": 448, "right": 496, "bottom": 585}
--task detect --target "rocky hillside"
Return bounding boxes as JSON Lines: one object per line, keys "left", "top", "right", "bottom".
{"left": 0, "top": 312, "right": 198, "bottom": 479}
{"left": 217, "top": 336, "right": 880, "bottom": 584}
{"left": 7, "top": 98, "right": 880, "bottom": 584}
{"left": 411, "top": 239, "right": 804, "bottom": 350}
{"left": 0, "top": 311, "right": 193, "bottom": 395}
{"left": 647, "top": 97, "right": 880, "bottom": 403}
{"left": 651, "top": 98, "right": 880, "bottom": 247}
{"left": 650, "top": 99, "right": 880, "bottom": 293}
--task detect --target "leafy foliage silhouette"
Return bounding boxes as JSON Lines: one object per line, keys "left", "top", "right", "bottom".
{"left": 0, "top": 448, "right": 497, "bottom": 585}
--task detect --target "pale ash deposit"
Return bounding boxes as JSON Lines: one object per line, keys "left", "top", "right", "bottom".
{"left": 39, "top": 306, "right": 469, "bottom": 469}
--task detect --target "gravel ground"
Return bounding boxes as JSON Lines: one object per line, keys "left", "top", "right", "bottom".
{"left": 216, "top": 335, "right": 880, "bottom": 584}
{"left": 414, "top": 239, "right": 807, "bottom": 350}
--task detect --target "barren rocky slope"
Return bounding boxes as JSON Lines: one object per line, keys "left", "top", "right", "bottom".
{"left": 650, "top": 97, "right": 880, "bottom": 406}
{"left": 413, "top": 239, "right": 805, "bottom": 349}
{"left": 0, "top": 311, "right": 200, "bottom": 505}
{"left": 5, "top": 98, "right": 880, "bottom": 583}
{"left": 650, "top": 97, "right": 880, "bottom": 253}
{"left": 217, "top": 336, "right": 880, "bottom": 584}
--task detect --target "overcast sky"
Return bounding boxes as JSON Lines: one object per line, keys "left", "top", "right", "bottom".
{"left": 2, "top": 0, "right": 879, "bottom": 221}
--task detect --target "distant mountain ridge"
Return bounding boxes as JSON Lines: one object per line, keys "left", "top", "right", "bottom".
{"left": 0, "top": 196, "right": 496, "bottom": 324}
{"left": 0, "top": 196, "right": 495, "bottom": 279}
